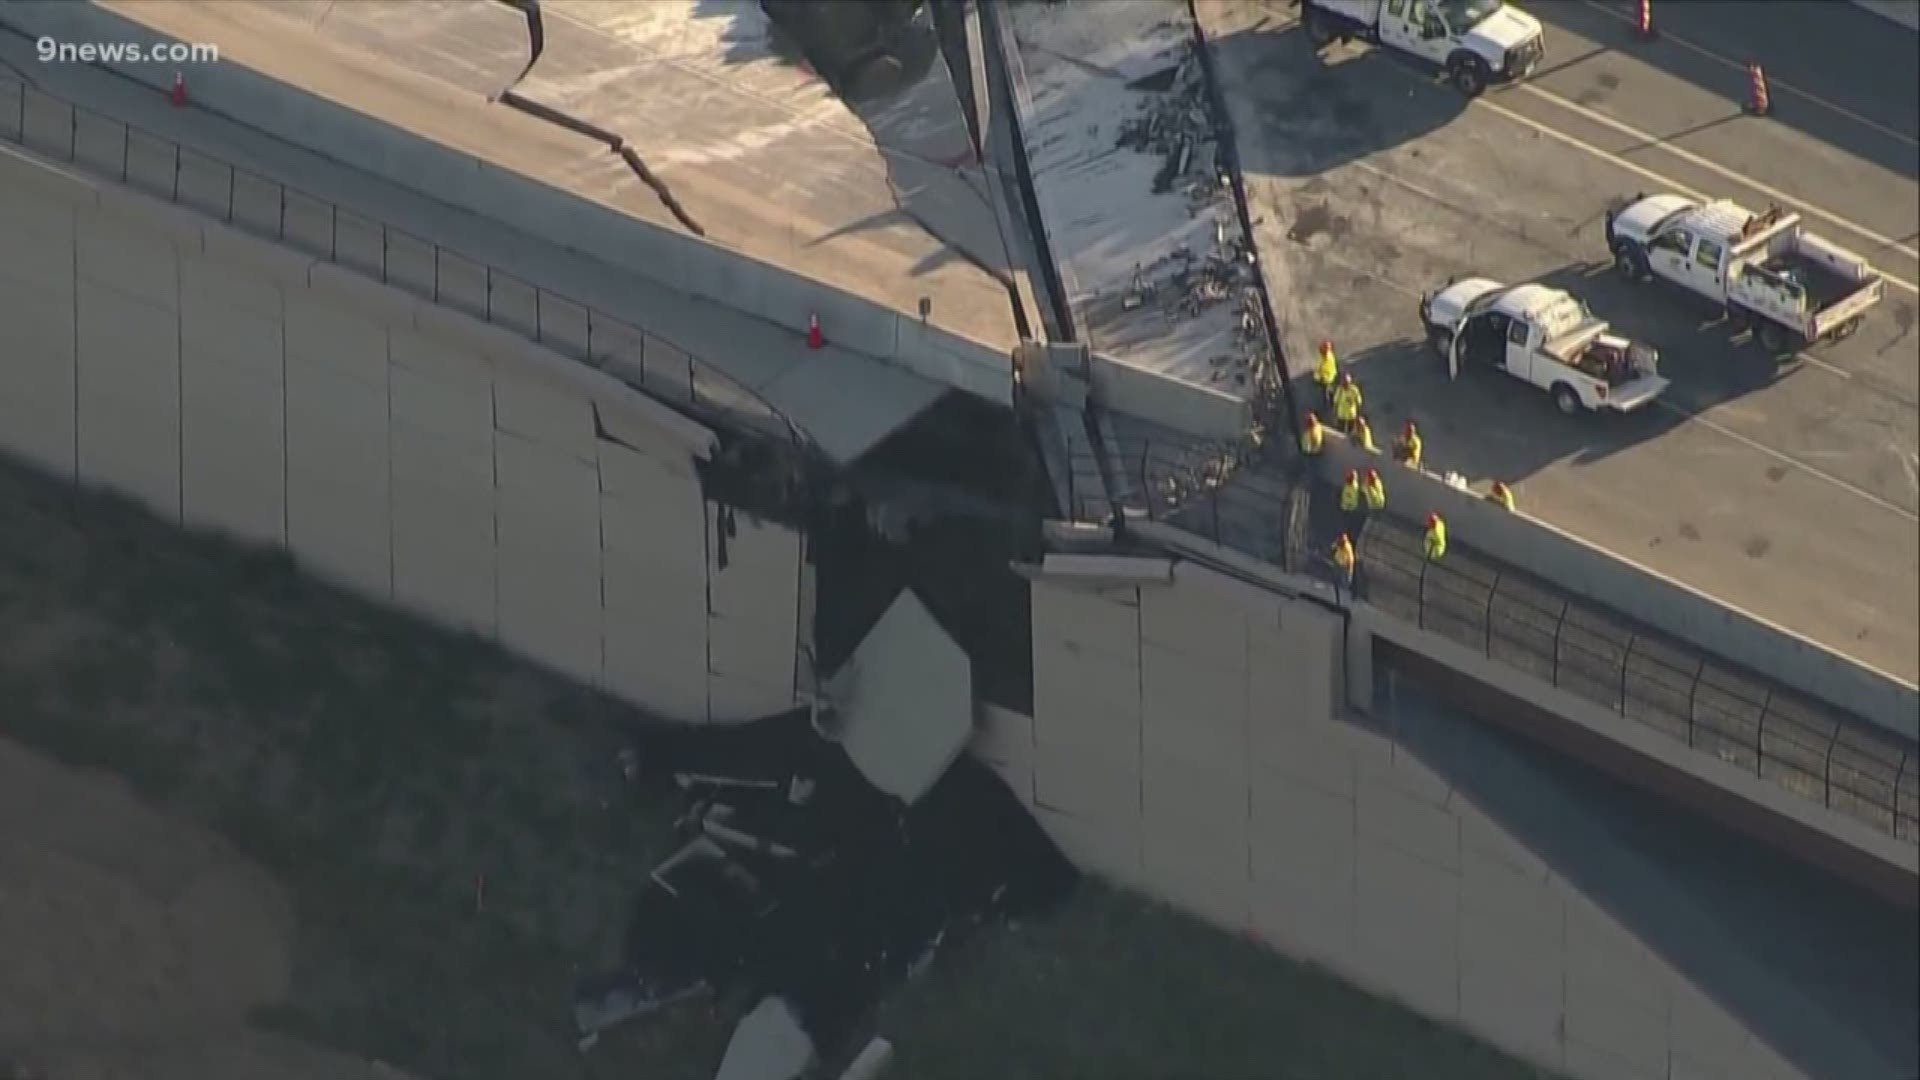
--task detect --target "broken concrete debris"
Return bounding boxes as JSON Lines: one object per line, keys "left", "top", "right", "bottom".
{"left": 573, "top": 592, "right": 1077, "bottom": 1074}
{"left": 715, "top": 996, "right": 815, "bottom": 1080}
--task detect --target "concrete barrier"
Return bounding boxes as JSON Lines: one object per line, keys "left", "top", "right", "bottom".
{"left": 1853, "top": 0, "right": 1920, "bottom": 32}
{"left": 1315, "top": 435, "right": 1919, "bottom": 741}
{"left": 0, "top": 1, "right": 1014, "bottom": 406}
{"left": 1087, "top": 351, "right": 1254, "bottom": 441}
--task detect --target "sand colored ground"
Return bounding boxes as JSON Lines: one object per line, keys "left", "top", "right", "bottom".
{"left": 0, "top": 738, "right": 420, "bottom": 1080}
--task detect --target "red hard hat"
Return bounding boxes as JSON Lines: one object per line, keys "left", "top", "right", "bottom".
{"left": 1364, "top": 468, "right": 1379, "bottom": 481}
{"left": 1306, "top": 411, "right": 1321, "bottom": 424}
{"left": 1492, "top": 480, "right": 1509, "bottom": 493}
{"left": 1345, "top": 469, "right": 1358, "bottom": 482}
{"left": 1320, "top": 339, "right": 1333, "bottom": 351}
{"left": 1404, "top": 419, "right": 1417, "bottom": 433}
{"left": 1336, "top": 531, "right": 1350, "bottom": 544}
{"left": 1340, "top": 372, "right": 1353, "bottom": 384}
{"left": 1426, "top": 511, "right": 1440, "bottom": 526}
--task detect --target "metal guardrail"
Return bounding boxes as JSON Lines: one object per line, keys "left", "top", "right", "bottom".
{"left": 0, "top": 74, "right": 807, "bottom": 452}
{"left": 1360, "top": 519, "right": 1919, "bottom": 844}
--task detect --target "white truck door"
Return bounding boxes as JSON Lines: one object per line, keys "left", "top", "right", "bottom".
{"left": 1647, "top": 226, "right": 1696, "bottom": 290}
{"left": 1504, "top": 315, "right": 1534, "bottom": 379}
{"left": 1379, "top": 0, "right": 1423, "bottom": 52}
{"left": 1447, "top": 321, "right": 1463, "bottom": 380}
{"left": 1686, "top": 237, "right": 1728, "bottom": 299}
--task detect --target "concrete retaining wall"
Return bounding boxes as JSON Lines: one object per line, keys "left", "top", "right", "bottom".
{"left": 1087, "top": 350, "right": 1253, "bottom": 441}
{"left": 0, "top": 0, "right": 1013, "bottom": 408}
{"left": 1315, "top": 435, "right": 1919, "bottom": 742}
{"left": 978, "top": 564, "right": 1809, "bottom": 1080}
{"left": 0, "top": 140, "right": 804, "bottom": 725}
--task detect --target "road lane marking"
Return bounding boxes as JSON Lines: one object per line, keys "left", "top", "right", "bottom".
{"left": 1651, "top": 399, "right": 1919, "bottom": 521}
{"left": 1513, "top": 82, "right": 1920, "bottom": 263}
{"left": 1579, "top": 0, "right": 1920, "bottom": 149}
{"left": 1468, "top": 92, "right": 1920, "bottom": 296}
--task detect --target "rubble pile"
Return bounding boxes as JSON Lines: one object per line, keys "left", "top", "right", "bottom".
{"left": 1113, "top": 53, "right": 1276, "bottom": 395}
{"left": 574, "top": 707, "right": 1078, "bottom": 1077}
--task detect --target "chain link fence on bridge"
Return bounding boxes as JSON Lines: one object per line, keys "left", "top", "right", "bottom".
{"left": 0, "top": 74, "right": 807, "bottom": 453}
{"left": 1360, "top": 518, "right": 1918, "bottom": 844}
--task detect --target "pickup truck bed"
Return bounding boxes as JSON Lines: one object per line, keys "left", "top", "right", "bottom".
{"left": 1755, "top": 248, "right": 1862, "bottom": 310}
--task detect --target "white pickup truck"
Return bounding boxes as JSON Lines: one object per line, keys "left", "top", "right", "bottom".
{"left": 1419, "top": 278, "right": 1669, "bottom": 415}
{"left": 1302, "top": 0, "right": 1545, "bottom": 96}
{"left": 1605, "top": 193, "right": 1884, "bottom": 356}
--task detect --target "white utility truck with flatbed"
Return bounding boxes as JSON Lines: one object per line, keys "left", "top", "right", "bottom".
{"left": 1302, "top": 0, "right": 1545, "bottom": 96}
{"left": 1419, "top": 277, "right": 1669, "bottom": 415}
{"left": 1605, "top": 193, "right": 1884, "bottom": 357}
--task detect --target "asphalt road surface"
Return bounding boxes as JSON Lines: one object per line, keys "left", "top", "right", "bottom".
{"left": 1199, "top": 0, "right": 1920, "bottom": 685}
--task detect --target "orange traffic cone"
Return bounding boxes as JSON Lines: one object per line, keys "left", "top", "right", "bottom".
{"left": 806, "top": 313, "right": 824, "bottom": 349}
{"left": 1744, "top": 60, "right": 1771, "bottom": 116}
{"left": 169, "top": 71, "right": 187, "bottom": 108}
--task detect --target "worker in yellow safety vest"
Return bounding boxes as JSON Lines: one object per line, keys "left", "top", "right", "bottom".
{"left": 1353, "top": 415, "right": 1378, "bottom": 454}
{"left": 1300, "top": 412, "right": 1325, "bottom": 456}
{"left": 1313, "top": 339, "right": 1338, "bottom": 401}
{"left": 1331, "top": 374, "right": 1362, "bottom": 432}
{"left": 1362, "top": 468, "right": 1386, "bottom": 511}
{"left": 1332, "top": 532, "right": 1356, "bottom": 584}
{"left": 1393, "top": 420, "right": 1423, "bottom": 469}
{"left": 1424, "top": 511, "right": 1448, "bottom": 561}
{"left": 1487, "top": 480, "right": 1516, "bottom": 512}
{"left": 1338, "top": 469, "right": 1361, "bottom": 512}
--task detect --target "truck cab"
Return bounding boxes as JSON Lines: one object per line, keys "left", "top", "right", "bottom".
{"left": 1304, "top": 0, "right": 1545, "bottom": 95}
{"left": 1420, "top": 278, "right": 1669, "bottom": 415}
{"left": 1606, "top": 193, "right": 1884, "bottom": 356}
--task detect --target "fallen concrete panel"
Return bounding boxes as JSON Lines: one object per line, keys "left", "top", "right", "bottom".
{"left": 830, "top": 591, "right": 974, "bottom": 805}
{"left": 714, "top": 996, "right": 814, "bottom": 1080}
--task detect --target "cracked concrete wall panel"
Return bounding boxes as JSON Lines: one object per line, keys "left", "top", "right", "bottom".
{"left": 708, "top": 518, "right": 801, "bottom": 675}
{"left": 181, "top": 255, "right": 284, "bottom": 329}
{"left": 1248, "top": 768, "right": 1355, "bottom": 887}
{"left": 390, "top": 364, "right": 494, "bottom": 458}
{"left": 1352, "top": 839, "right": 1463, "bottom": 1024}
{"left": 1033, "top": 644, "right": 1143, "bottom": 753}
{"left": 495, "top": 433, "right": 602, "bottom": 686}
{"left": 76, "top": 210, "right": 177, "bottom": 312}
{"left": 601, "top": 497, "right": 707, "bottom": 590}
{"left": 1356, "top": 767, "right": 1461, "bottom": 874}
{"left": 1141, "top": 575, "right": 1248, "bottom": 671}
{"left": 391, "top": 327, "right": 494, "bottom": 406}
{"left": 598, "top": 437, "right": 698, "bottom": 504}
{"left": 0, "top": 274, "right": 77, "bottom": 477}
{"left": 284, "top": 289, "right": 388, "bottom": 389}
{"left": 284, "top": 353, "right": 390, "bottom": 600}
{"left": 180, "top": 339, "right": 286, "bottom": 547}
{"left": 604, "top": 602, "right": 710, "bottom": 723}
{"left": 75, "top": 281, "right": 180, "bottom": 520}
{"left": 1031, "top": 580, "right": 1139, "bottom": 664}
{"left": 1141, "top": 639, "right": 1248, "bottom": 778}
{"left": 0, "top": 190, "right": 75, "bottom": 282}
{"left": 1032, "top": 735, "right": 1143, "bottom": 833}
{"left": 391, "top": 431, "right": 496, "bottom": 636}
{"left": 494, "top": 364, "right": 597, "bottom": 464}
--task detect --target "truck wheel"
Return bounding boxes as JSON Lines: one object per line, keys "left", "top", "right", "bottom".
{"left": 1613, "top": 245, "right": 1650, "bottom": 283}
{"left": 1551, "top": 383, "right": 1582, "bottom": 416}
{"left": 1755, "top": 321, "right": 1796, "bottom": 357}
{"left": 1449, "top": 58, "right": 1488, "bottom": 97}
{"left": 1832, "top": 316, "right": 1863, "bottom": 342}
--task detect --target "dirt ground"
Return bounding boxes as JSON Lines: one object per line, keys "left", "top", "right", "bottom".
{"left": 0, "top": 733, "right": 422, "bottom": 1080}
{"left": 0, "top": 452, "right": 1550, "bottom": 1080}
